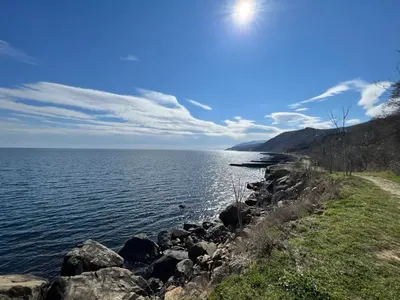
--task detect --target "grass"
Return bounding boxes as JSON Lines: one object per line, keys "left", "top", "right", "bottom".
{"left": 359, "top": 171, "right": 400, "bottom": 184}
{"left": 209, "top": 175, "right": 400, "bottom": 300}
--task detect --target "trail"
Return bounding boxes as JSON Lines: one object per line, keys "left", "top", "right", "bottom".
{"left": 355, "top": 175, "right": 400, "bottom": 198}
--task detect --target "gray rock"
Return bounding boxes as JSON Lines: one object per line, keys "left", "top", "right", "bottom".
{"left": 202, "top": 222, "right": 214, "bottom": 230}
{"left": 157, "top": 231, "right": 172, "bottom": 251}
{"left": 150, "top": 251, "right": 188, "bottom": 282}
{"left": 245, "top": 198, "right": 258, "bottom": 206}
{"left": 147, "top": 278, "right": 163, "bottom": 294}
{"left": 190, "top": 227, "right": 206, "bottom": 236}
{"left": 207, "top": 224, "right": 228, "bottom": 242}
{"left": 184, "top": 236, "right": 194, "bottom": 248}
{"left": 61, "top": 239, "right": 123, "bottom": 276}
{"left": 267, "top": 168, "right": 291, "bottom": 181}
{"left": 0, "top": 274, "right": 47, "bottom": 300}
{"left": 183, "top": 223, "right": 199, "bottom": 231}
{"left": 163, "top": 250, "right": 189, "bottom": 261}
{"left": 170, "top": 228, "right": 189, "bottom": 239}
{"left": 175, "top": 259, "right": 193, "bottom": 278}
{"left": 119, "top": 234, "right": 159, "bottom": 263}
{"left": 219, "top": 203, "right": 251, "bottom": 228}
{"left": 210, "top": 264, "right": 230, "bottom": 285}
{"left": 188, "top": 242, "right": 216, "bottom": 262}
{"left": 196, "top": 255, "right": 210, "bottom": 268}
{"left": 45, "top": 267, "right": 146, "bottom": 300}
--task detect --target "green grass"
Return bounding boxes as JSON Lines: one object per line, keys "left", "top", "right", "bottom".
{"left": 359, "top": 171, "right": 400, "bottom": 184}
{"left": 210, "top": 175, "right": 400, "bottom": 300}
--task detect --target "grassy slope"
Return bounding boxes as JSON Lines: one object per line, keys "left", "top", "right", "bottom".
{"left": 210, "top": 175, "right": 400, "bottom": 300}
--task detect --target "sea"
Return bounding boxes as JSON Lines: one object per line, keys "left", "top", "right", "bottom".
{"left": 0, "top": 148, "right": 264, "bottom": 278}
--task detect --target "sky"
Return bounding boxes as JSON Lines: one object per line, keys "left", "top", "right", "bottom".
{"left": 0, "top": 0, "right": 399, "bottom": 149}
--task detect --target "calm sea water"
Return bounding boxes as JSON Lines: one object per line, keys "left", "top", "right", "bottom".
{"left": 0, "top": 149, "right": 263, "bottom": 278}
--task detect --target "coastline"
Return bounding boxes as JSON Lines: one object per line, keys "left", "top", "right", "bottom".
{"left": 0, "top": 153, "right": 296, "bottom": 300}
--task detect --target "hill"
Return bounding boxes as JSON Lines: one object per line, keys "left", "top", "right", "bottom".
{"left": 227, "top": 128, "right": 334, "bottom": 152}
{"left": 226, "top": 140, "right": 266, "bottom": 151}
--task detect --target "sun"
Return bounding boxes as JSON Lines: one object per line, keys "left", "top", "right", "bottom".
{"left": 234, "top": 0, "right": 255, "bottom": 24}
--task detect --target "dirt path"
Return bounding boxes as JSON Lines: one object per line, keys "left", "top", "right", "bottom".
{"left": 355, "top": 175, "right": 400, "bottom": 198}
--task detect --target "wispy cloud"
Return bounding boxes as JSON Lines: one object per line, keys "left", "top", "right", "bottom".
{"left": 187, "top": 99, "right": 212, "bottom": 111}
{"left": 0, "top": 82, "right": 282, "bottom": 140}
{"left": 290, "top": 78, "right": 394, "bottom": 118}
{"left": 0, "top": 40, "right": 38, "bottom": 65}
{"left": 357, "top": 81, "right": 392, "bottom": 116}
{"left": 265, "top": 112, "right": 332, "bottom": 129}
{"left": 289, "top": 79, "right": 366, "bottom": 109}
{"left": 120, "top": 55, "right": 140, "bottom": 62}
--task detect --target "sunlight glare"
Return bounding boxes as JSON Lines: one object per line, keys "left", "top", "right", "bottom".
{"left": 234, "top": 0, "right": 255, "bottom": 24}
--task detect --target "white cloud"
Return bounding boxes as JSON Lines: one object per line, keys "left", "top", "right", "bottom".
{"left": 289, "top": 79, "right": 366, "bottom": 109}
{"left": 0, "top": 82, "right": 282, "bottom": 140}
{"left": 120, "top": 55, "right": 140, "bottom": 61}
{"left": 187, "top": 99, "right": 212, "bottom": 111}
{"left": 295, "top": 107, "right": 308, "bottom": 112}
{"left": 357, "top": 81, "right": 392, "bottom": 117}
{"left": 346, "top": 119, "right": 361, "bottom": 125}
{"left": 0, "top": 40, "right": 38, "bottom": 65}
{"left": 266, "top": 112, "right": 332, "bottom": 129}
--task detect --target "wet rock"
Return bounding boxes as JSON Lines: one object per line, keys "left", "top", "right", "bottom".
{"left": 245, "top": 198, "right": 258, "bottom": 206}
{"left": 179, "top": 204, "right": 186, "bottom": 209}
{"left": 170, "top": 228, "right": 189, "bottom": 239}
{"left": 188, "top": 242, "right": 216, "bottom": 262}
{"left": 157, "top": 231, "right": 172, "bottom": 251}
{"left": 61, "top": 239, "right": 123, "bottom": 276}
{"left": 176, "top": 259, "right": 193, "bottom": 278}
{"left": 202, "top": 221, "right": 214, "bottom": 230}
{"left": 45, "top": 267, "right": 146, "bottom": 300}
{"left": 183, "top": 223, "right": 199, "bottom": 231}
{"left": 0, "top": 274, "right": 48, "bottom": 300}
{"left": 119, "top": 234, "right": 159, "bottom": 264}
{"left": 219, "top": 203, "right": 251, "bottom": 228}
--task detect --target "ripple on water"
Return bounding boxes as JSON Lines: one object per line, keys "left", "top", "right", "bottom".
{"left": 0, "top": 149, "right": 263, "bottom": 278}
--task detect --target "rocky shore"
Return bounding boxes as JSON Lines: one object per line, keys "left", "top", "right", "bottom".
{"left": 1, "top": 162, "right": 305, "bottom": 300}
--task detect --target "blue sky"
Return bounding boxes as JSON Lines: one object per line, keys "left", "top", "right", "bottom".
{"left": 0, "top": 0, "right": 399, "bottom": 149}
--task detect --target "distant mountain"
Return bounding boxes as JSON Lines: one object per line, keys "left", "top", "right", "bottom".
{"left": 226, "top": 140, "right": 266, "bottom": 151}
{"left": 227, "top": 128, "right": 334, "bottom": 152}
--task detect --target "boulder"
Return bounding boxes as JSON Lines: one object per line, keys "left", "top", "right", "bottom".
{"left": 183, "top": 223, "right": 199, "bottom": 231}
{"left": 157, "top": 231, "right": 172, "bottom": 251}
{"left": 164, "top": 286, "right": 183, "bottom": 300}
{"left": 45, "top": 267, "right": 147, "bottom": 300}
{"left": 0, "top": 274, "right": 47, "bottom": 300}
{"left": 150, "top": 251, "right": 188, "bottom": 282}
{"left": 175, "top": 259, "right": 193, "bottom": 278}
{"left": 184, "top": 236, "right": 194, "bottom": 248}
{"left": 219, "top": 203, "right": 251, "bottom": 228}
{"left": 60, "top": 239, "right": 124, "bottom": 276}
{"left": 147, "top": 277, "right": 163, "bottom": 294}
{"left": 210, "top": 264, "right": 230, "bottom": 286}
{"left": 202, "top": 222, "right": 214, "bottom": 230}
{"left": 170, "top": 228, "right": 189, "bottom": 239}
{"left": 188, "top": 242, "right": 216, "bottom": 263}
{"left": 206, "top": 224, "right": 230, "bottom": 244}
{"left": 266, "top": 168, "right": 291, "bottom": 181}
{"left": 190, "top": 227, "right": 206, "bottom": 236}
{"left": 119, "top": 234, "right": 159, "bottom": 263}
{"left": 245, "top": 198, "right": 258, "bottom": 206}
